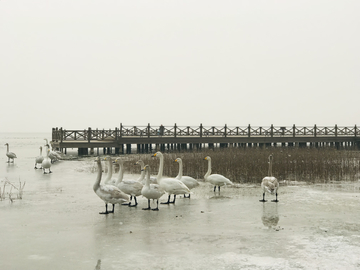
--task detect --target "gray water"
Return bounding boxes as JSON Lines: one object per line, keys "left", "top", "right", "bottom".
{"left": 1, "top": 133, "right": 360, "bottom": 270}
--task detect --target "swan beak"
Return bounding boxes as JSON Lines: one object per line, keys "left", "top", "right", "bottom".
{"left": 151, "top": 153, "right": 157, "bottom": 157}
{"left": 175, "top": 159, "right": 178, "bottom": 162}
{"left": 204, "top": 157, "right": 207, "bottom": 160}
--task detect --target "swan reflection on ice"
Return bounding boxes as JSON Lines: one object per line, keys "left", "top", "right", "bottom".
{"left": 261, "top": 203, "right": 280, "bottom": 230}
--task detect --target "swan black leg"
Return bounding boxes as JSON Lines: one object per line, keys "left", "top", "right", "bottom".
{"left": 170, "top": 195, "right": 176, "bottom": 204}
{"left": 218, "top": 186, "right": 221, "bottom": 192}
{"left": 161, "top": 195, "right": 171, "bottom": 204}
{"left": 213, "top": 186, "right": 216, "bottom": 192}
{"left": 259, "top": 193, "right": 267, "bottom": 202}
{"left": 271, "top": 193, "right": 279, "bottom": 202}
{"left": 130, "top": 196, "right": 138, "bottom": 207}
{"left": 152, "top": 199, "right": 160, "bottom": 211}
{"left": 142, "top": 199, "right": 151, "bottom": 210}
{"left": 109, "top": 204, "right": 115, "bottom": 213}
{"left": 123, "top": 195, "right": 132, "bottom": 206}
{"left": 100, "top": 203, "right": 111, "bottom": 214}
{"left": 34, "top": 164, "right": 37, "bottom": 169}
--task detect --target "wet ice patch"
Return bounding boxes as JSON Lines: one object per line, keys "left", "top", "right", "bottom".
{"left": 28, "top": 254, "right": 51, "bottom": 260}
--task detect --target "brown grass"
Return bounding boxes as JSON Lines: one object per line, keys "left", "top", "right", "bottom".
{"left": 121, "top": 148, "right": 360, "bottom": 183}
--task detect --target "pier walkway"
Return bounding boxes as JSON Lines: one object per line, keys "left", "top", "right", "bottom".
{"left": 51, "top": 124, "right": 360, "bottom": 155}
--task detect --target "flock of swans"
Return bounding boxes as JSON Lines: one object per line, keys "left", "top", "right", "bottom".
{"left": 93, "top": 151, "right": 280, "bottom": 215}
{"left": 4, "top": 139, "right": 61, "bottom": 174}
{"left": 3, "top": 142, "right": 279, "bottom": 213}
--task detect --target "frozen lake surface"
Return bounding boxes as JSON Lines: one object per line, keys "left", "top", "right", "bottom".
{"left": 1, "top": 133, "right": 360, "bottom": 269}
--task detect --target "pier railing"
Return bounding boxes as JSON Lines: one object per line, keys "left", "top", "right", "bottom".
{"left": 52, "top": 124, "right": 358, "bottom": 142}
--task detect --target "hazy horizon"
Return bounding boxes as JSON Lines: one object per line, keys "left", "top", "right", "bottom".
{"left": 1, "top": 1, "right": 359, "bottom": 133}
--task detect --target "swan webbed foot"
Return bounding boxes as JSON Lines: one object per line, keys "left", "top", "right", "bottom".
{"left": 122, "top": 202, "right": 131, "bottom": 206}
{"left": 152, "top": 208, "right": 159, "bottom": 211}
{"left": 142, "top": 207, "right": 151, "bottom": 210}
{"left": 99, "top": 204, "right": 112, "bottom": 214}
{"left": 271, "top": 199, "right": 279, "bottom": 202}
{"left": 129, "top": 197, "right": 138, "bottom": 207}
{"left": 161, "top": 195, "right": 171, "bottom": 204}
{"left": 259, "top": 199, "right": 267, "bottom": 202}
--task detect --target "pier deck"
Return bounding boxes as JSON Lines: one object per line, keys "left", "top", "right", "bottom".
{"left": 51, "top": 124, "right": 360, "bottom": 155}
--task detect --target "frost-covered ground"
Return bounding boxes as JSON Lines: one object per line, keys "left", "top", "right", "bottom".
{"left": 1, "top": 157, "right": 360, "bottom": 270}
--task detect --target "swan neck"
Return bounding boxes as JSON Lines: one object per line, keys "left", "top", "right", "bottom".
{"left": 176, "top": 161, "right": 183, "bottom": 179}
{"left": 205, "top": 159, "right": 211, "bottom": 179}
{"left": 94, "top": 161, "right": 102, "bottom": 190}
{"left": 6, "top": 144, "right": 9, "bottom": 153}
{"left": 268, "top": 160, "right": 272, "bottom": 177}
{"left": 105, "top": 159, "right": 113, "bottom": 182}
{"left": 156, "top": 155, "right": 164, "bottom": 182}
{"left": 116, "top": 162, "right": 124, "bottom": 185}
{"left": 145, "top": 169, "right": 151, "bottom": 187}
{"left": 139, "top": 165, "right": 145, "bottom": 180}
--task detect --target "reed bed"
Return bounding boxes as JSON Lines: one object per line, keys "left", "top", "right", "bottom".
{"left": 123, "top": 148, "right": 360, "bottom": 183}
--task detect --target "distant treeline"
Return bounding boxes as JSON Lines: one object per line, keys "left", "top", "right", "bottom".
{"left": 123, "top": 148, "right": 360, "bottom": 183}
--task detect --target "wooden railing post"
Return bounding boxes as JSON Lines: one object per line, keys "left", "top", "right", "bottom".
{"left": 224, "top": 124, "right": 227, "bottom": 137}
{"left": 314, "top": 124, "right": 317, "bottom": 137}
{"left": 88, "top": 127, "right": 91, "bottom": 142}
{"left": 52, "top": 128, "right": 56, "bottom": 142}
{"left": 200, "top": 123, "right": 203, "bottom": 138}
{"left": 174, "top": 123, "right": 177, "bottom": 138}
{"left": 293, "top": 124, "right": 295, "bottom": 137}
{"left": 270, "top": 124, "right": 274, "bottom": 137}
{"left": 248, "top": 124, "right": 251, "bottom": 137}
{"left": 60, "top": 127, "right": 63, "bottom": 142}
{"left": 120, "top": 123, "right": 123, "bottom": 138}
{"left": 115, "top": 127, "right": 118, "bottom": 140}
{"left": 335, "top": 124, "right": 338, "bottom": 137}
{"left": 147, "top": 123, "right": 151, "bottom": 138}
{"left": 355, "top": 125, "right": 357, "bottom": 137}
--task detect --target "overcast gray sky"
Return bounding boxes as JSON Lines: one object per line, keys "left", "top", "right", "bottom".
{"left": 1, "top": 0, "right": 359, "bottom": 132}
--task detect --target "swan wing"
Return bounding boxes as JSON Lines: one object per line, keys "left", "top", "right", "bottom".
{"left": 179, "top": 176, "right": 200, "bottom": 189}
{"left": 207, "top": 174, "right": 233, "bottom": 186}
{"left": 160, "top": 178, "right": 191, "bottom": 194}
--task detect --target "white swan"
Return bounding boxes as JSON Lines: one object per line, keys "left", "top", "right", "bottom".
{"left": 34, "top": 146, "right": 44, "bottom": 169}
{"left": 44, "top": 139, "right": 61, "bottom": 163}
{"left": 175, "top": 157, "right": 199, "bottom": 198}
{"left": 41, "top": 145, "right": 52, "bottom": 174}
{"left": 260, "top": 154, "right": 279, "bottom": 202}
{"left": 141, "top": 165, "right": 165, "bottom": 211}
{"left": 152, "top": 151, "right": 190, "bottom": 204}
{"left": 114, "top": 158, "right": 143, "bottom": 207}
{"left": 135, "top": 160, "right": 157, "bottom": 184}
{"left": 204, "top": 156, "right": 233, "bottom": 192}
{"left": 4, "top": 143, "right": 17, "bottom": 163}
{"left": 93, "top": 156, "right": 129, "bottom": 214}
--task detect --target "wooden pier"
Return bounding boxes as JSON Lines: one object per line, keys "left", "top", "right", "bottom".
{"left": 51, "top": 124, "right": 360, "bottom": 155}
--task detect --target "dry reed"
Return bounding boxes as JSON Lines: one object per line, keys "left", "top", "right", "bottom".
{"left": 121, "top": 148, "right": 360, "bottom": 183}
